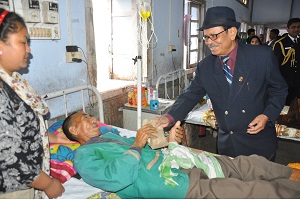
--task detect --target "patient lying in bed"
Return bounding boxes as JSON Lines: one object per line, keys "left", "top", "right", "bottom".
{"left": 60, "top": 111, "right": 300, "bottom": 199}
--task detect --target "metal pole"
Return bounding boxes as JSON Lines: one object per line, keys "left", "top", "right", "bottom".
{"left": 137, "top": 56, "right": 142, "bottom": 129}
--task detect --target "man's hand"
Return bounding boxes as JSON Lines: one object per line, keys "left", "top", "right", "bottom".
{"left": 168, "top": 121, "right": 184, "bottom": 143}
{"left": 247, "top": 114, "right": 269, "bottom": 134}
{"left": 152, "top": 116, "right": 170, "bottom": 128}
{"left": 133, "top": 124, "right": 157, "bottom": 148}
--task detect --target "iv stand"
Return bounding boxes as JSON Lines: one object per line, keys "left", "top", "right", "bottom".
{"left": 132, "top": 56, "right": 142, "bottom": 129}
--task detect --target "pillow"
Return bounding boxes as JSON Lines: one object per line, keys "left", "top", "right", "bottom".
{"left": 48, "top": 119, "right": 64, "bottom": 134}
{"left": 48, "top": 119, "right": 120, "bottom": 183}
{"left": 50, "top": 143, "right": 80, "bottom": 183}
{"left": 48, "top": 119, "right": 120, "bottom": 136}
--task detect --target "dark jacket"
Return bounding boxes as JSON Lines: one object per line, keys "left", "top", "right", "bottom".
{"left": 273, "top": 35, "right": 300, "bottom": 87}
{"left": 167, "top": 43, "right": 288, "bottom": 159}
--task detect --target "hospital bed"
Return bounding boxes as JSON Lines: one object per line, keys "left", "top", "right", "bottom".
{"left": 154, "top": 68, "right": 214, "bottom": 128}
{"left": 43, "top": 84, "right": 219, "bottom": 199}
{"left": 43, "top": 81, "right": 299, "bottom": 198}
{"left": 155, "top": 69, "right": 214, "bottom": 127}
{"left": 155, "top": 69, "right": 217, "bottom": 145}
{"left": 43, "top": 84, "right": 136, "bottom": 199}
{"left": 155, "top": 69, "right": 189, "bottom": 99}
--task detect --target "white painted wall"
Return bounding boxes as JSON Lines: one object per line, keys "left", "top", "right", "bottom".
{"left": 149, "top": 0, "right": 184, "bottom": 86}
{"left": 20, "top": 0, "right": 88, "bottom": 118}
{"left": 22, "top": 0, "right": 87, "bottom": 95}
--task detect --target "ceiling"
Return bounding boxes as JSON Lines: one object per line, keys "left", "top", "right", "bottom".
{"left": 251, "top": 0, "right": 299, "bottom": 29}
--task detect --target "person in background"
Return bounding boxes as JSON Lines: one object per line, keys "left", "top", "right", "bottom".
{"left": 152, "top": 6, "right": 288, "bottom": 161}
{"left": 62, "top": 111, "right": 300, "bottom": 199}
{"left": 273, "top": 18, "right": 300, "bottom": 110}
{"left": 258, "top": 33, "right": 266, "bottom": 45}
{"left": 249, "top": 35, "right": 262, "bottom": 45}
{"left": 267, "top": 28, "right": 280, "bottom": 48}
{"left": 246, "top": 28, "right": 255, "bottom": 44}
{"left": 0, "top": 9, "right": 64, "bottom": 198}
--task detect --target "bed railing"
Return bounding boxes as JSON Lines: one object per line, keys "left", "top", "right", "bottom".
{"left": 155, "top": 69, "right": 189, "bottom": 99}
{"left": 42, "top": 85, "right": 104, "bottom": 128}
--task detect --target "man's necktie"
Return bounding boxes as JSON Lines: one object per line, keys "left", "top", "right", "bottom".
{"left": 221, "top": 56, "right": 233, "bottom": 85}
{"left": 294, "top": 38, "right": 298, "bottom": 44}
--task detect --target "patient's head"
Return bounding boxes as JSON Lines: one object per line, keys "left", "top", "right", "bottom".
{"left": 62, "top": 111, "right": 101, "bottom": 144}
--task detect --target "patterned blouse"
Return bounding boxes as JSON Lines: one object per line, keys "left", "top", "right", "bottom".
{"left": 0, "top": 78, "right": 43, "bottom": 193}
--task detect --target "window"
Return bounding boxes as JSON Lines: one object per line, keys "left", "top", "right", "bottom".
{"left": 183, "top": 0, "right": 205, "bottom": 69}
{"left": 93, "top": 0, "right": 204, "bottom": 91}
{"left": 93, "top": 0, "right": 136, "bottom": 91}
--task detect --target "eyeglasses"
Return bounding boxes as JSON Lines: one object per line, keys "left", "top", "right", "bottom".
{"left": 202, "top": 29, "right": 228, "bottom": 41}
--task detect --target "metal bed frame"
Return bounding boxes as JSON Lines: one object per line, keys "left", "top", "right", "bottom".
{"left": 42, "top": 85, "right": 104, "bottom": 128}
{"left": 155, "top": 69, "right": 189, "bottom": 99}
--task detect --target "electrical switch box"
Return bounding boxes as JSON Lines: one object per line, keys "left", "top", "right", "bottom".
{"left": 168, "top": 44, "right": 176, "bottom": 52}
{"left": 13, "top": 0, "right": 60, "bottom": 40}
{"left": 66, "top": 52, "right": 82, "bottom": 63}
{"left": 0, "top": 0, "right": 12, "bottom": 11}
{"left": 22, "top": 0, "right": 41, "bottom": 23}
{"left": 42, "top": 1, "right": 58, "bottom": 24}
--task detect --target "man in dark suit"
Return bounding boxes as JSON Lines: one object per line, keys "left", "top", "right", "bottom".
{"left": 153, "top": 6, "right": 288, "bottom": 161}
{"left": 266, "top": 29, "right": 280, "bottom": 48}
{"left": 273, "top": 18, "right": 300, "bottom": 108}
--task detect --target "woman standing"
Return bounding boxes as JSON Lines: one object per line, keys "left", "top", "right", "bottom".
{"left": 0, "top": 9, "right": 64, "bottom": 198}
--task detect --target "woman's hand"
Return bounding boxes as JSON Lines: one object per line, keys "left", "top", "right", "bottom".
{"left": 29, "top": 171, "right": 65, "bottom": 199}
{"left": 168, "top": 121, "right": 184, "bottom": 143}
{"left": 44, "top": 178, "right": 65, "bottom": 199}
{"left": 48, "top": 132, "right": 77, "bottom": 144}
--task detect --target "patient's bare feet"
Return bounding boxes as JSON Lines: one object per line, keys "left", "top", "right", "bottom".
{"left": 289, "top": 169, "right": 300, "bottom": 182}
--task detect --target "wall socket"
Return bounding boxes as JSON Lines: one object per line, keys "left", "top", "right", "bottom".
{"left": 167, "top": 44, "right": 176, "bottom": 52}
{"left": 66, "top": 51, "right": 82, "bottom": 62}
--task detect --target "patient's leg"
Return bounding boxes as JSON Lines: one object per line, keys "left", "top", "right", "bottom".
{"left": 184, "top": 168, "right": 300, "bottom": 198}
{"left": 216, "top": 154, "right": 294, "bottom": 181}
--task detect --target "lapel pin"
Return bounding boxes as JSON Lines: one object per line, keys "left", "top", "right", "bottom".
{"left": 239, "top": 76, "right": 243, "bottom": 82}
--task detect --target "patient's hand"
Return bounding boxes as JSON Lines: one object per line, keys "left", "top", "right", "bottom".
{"left": 168, "top": 121, "right": 184, "bottom": 143}
{"left": 133, "top": 124, "right": 157, "bottom": 148}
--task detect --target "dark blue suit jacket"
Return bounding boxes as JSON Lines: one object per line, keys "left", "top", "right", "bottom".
{"left": 167, "top": 43, "right": 288, "bottom": 159}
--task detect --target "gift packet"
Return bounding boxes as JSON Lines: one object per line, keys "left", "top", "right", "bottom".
{"left": 142, "top": 119, "right": 168, "bottom": 149}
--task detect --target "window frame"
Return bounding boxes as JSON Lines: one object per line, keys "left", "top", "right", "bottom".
{"left": 183, "top": 0, "right": 205, "bottom": 69}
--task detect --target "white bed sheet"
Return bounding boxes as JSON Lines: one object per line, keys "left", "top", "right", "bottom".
{"left": 58, "top": 177, "right": 101, "bottom": 199}
{"left": 114, "top": 126, "right": 137, "bottom": 138}
{"left": 185, "top": 103, "right": 211, "bottom": 125}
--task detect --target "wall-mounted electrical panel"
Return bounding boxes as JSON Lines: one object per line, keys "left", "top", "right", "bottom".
{"left": 2, "top": 0, "right": 60, "bottom": 40}
{"left": 0, "top": 0, "right": 13, "bottom": 11}
{"left": 21, "top": 0, "right": 41, "bottom": 23}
